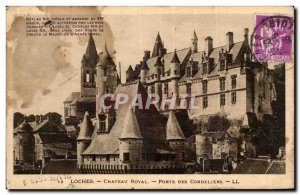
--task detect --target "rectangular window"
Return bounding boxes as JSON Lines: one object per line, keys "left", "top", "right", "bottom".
{"left": 106, "top": 155, "right": 110, "bottom": 162}
{"left": 231, "top": 75, "right": 237, "bottom": 89}
{"left": 203, "top": 63, "right": 208, "bottom": 74}
{"left": 220, "top": 60, "right": 225, "bottom": 71}
{"left": 202, "top": 80, "right": 208, "bottom": 94}
{"left": 164, "top": 83, "right": 168, "bottom": 95}
{"left": 123, "top": 153, "right": 130, "bottom": 162}
{"left": 220, "top": 77, "right": 226, "bottom": 91}
{"left": 203, "top": 96, "right": 208, "bottom": 108}
{"left": 231, "top": 92, "right": 237, "bottom": 104}
{"left": 220, "top": 94, "right": 226, "bottom": 106}
{"left": 186, "top": 83, "right": 191, "bottom": 95}
{"left": 92, "top": 155, "right": 96, "bottom": 161}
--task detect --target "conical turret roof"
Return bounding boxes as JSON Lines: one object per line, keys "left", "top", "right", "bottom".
{"left": 84, "top": 34, "right": 98, "bottom": 66}
{"left": 126, "top": 65, "right": 134, "bottom": 72}
{"left": 97, "top": 43, "right": 115, "bottom": 66}
{"left": 77, "top": 111, "right": 94, "bottom": 140}
{"left": 170, "top": 50, "right": 181, "bottom": 64}
{"left": 141, "top": 59, "right": 149, "bottom": 70}
{"left": 166, "top": 110, "right": 185, "bottom": 140}
{"left": 119, "top": 109, "right": 143, "bottom": 139}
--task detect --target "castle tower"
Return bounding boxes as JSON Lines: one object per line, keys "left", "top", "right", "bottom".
{"left": 119, "top": 109, "right": 143, "bottom": 165}
{"left": 166, "top": 110, "right": 186, "bottom": 161}
{"left": 152, "top": 31, "right": 164, "bottom": 57}
{"left": 191, "top": 30, "right": 198, "bottom": 54}
{"left": 169, "top": 50, "right": 181, "bottom": 95}
{"left": 95, "top": 43, "right": 119, "bottom": 115}
{"left": 140, "top": 51, "right": 150, "bottom": 83}
{"left": 77, "top": 111, "right": 94, "bottom": 166}
{"left": 81, "top": 34, "right": 98, "bottom": 98}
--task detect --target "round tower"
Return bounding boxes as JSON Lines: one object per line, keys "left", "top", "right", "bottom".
{"left": 16, "top": 121, "right": 34, "bottom": 163}
{"left": 169, "top": 50, "right": 181, "bottom": 95}
{"left": 119, "top": 109, "right": 143, "bottom": 165}
{"left": 140, "top": 51, "right": 150, "bottom": 83}
{"left": 170, "top": 49, "right": 181, "bottom": 77}
{"left": 77, "top": 111, "right": 94, "bottom": 166}
{"left": 166, "top": 110, "right": 186, "bottom": 161}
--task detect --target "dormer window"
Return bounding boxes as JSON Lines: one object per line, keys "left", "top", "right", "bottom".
{"left": 203, "top": 63, "right": 208, "bottom": 74}
{"left": 99, "top": 113, "right": 106, "bottom": 132}
{"left": 220, "top": 59, "right": 225, "bottom": 71}
{"left": 186, "top": 66, "right": 192, "bottom": 77}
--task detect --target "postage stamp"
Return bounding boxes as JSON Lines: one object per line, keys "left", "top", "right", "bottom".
{"left": 251, "top": 15, "right": 294, "bottom": 63}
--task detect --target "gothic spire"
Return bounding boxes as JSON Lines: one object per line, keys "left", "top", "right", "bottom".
{"left": 192, "top": 30, "right": 198, "bottom": 40}
{"left": 84, "top": 34, "right": 98, "bottom": 66}
{"left": 151, "top": 31, "right": 164, "bottom": 57}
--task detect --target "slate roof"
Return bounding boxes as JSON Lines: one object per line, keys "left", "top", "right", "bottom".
{"left": 83, "top": 81, "right": 173, "bottom": 155}
{"left": 77, "top": 111, "right": 94, "bottom": 141}
{"left": 119, "top": 109, "right": 143, "bottom": 139}
{"left": 231, "top": 158, "right": 285, "bottom": 174}
{"left": 63, "top": 92, "right": 81, "bottom": 103}
{"left": 97, "top": 44, "right": 115, "bottom": 66}
{"left": 33, "top": 120, "right": 65, "bottom": 133}
{"left": 146, "top": 48, "right": 191, "bottom": 76}
{"left": 83, "top": 34, "right": 98, "bottom": 67}
{"left": 41, "top": 159, "right": 79, "bottom": 174}
{"left": 187, "top": 41, "right": 246, "bottom": 81}
{"left": 166, "top": 110, "right": 186, "bottom": 140}
{"left": 14, "top": 121, "right": 33, "bottom": 133}
{"left": 152, "top": 32, "right": 163, "bottom": 57}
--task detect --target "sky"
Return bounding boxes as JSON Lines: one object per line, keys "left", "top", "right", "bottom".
{"left": 8, "top": 6, "right": 286, "bottom": 116}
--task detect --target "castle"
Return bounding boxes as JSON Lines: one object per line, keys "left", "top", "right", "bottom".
{"left": 66, "top": 29, "right": 277, "bottom": 173}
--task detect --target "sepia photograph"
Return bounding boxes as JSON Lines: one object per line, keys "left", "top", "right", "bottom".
{"left": 6, "top": 6, "right": 294, "bottom": 190}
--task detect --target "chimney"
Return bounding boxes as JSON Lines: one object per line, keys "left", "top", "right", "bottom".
{"left": 144, "top": 50, "right": 150, "bottom": 59}
{"left": 35, "top": 115, "right": 41, "bottom": 125}
{"left": 204, "top": 36, "right": 213, "bottom": 55}
{"left": 226, "top": 32, "right": 234, "bottom": 51}
{"left": 40, "top": 115, "right": 44, "bottom": 123}
{"left": 244, "top": 28, "right": 249, "bottom": 44}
